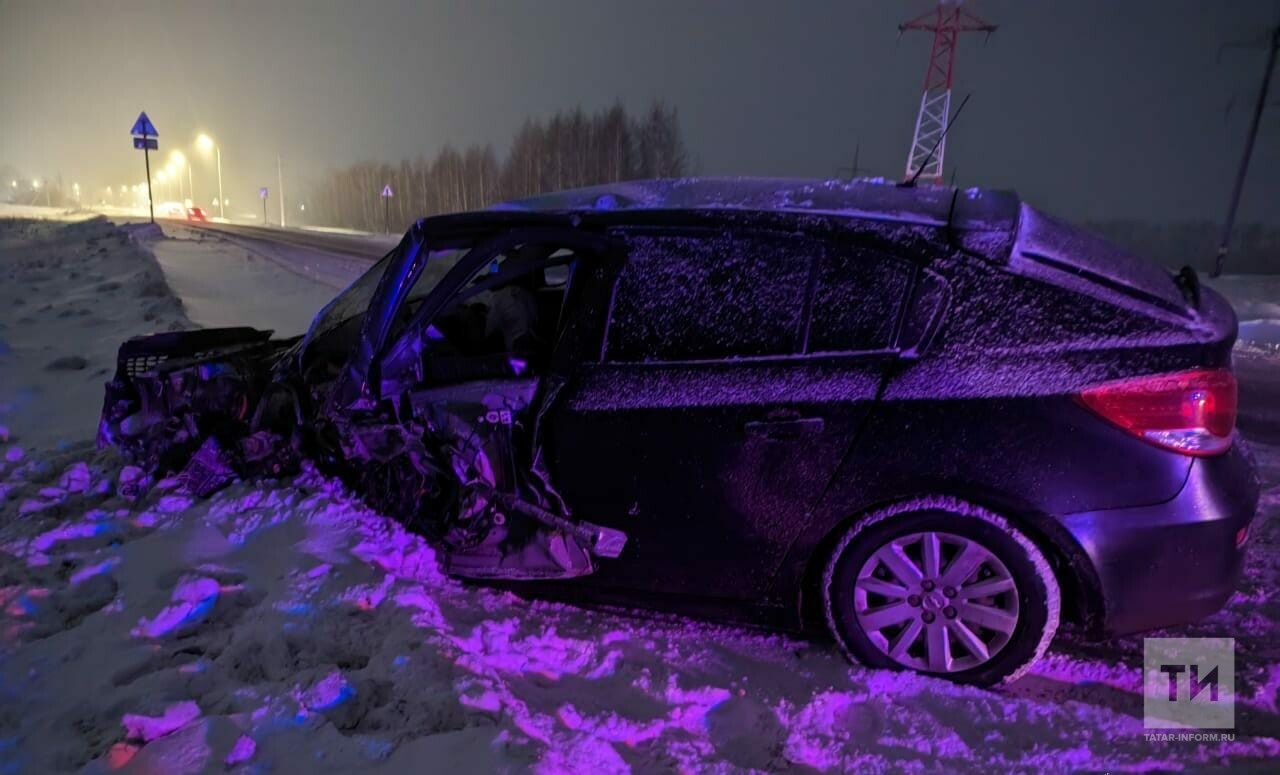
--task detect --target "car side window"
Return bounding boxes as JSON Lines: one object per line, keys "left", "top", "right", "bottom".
{"left": 806, "top": 247, "right": 914, "bottom": 354}
{"left": 604, "top": 231, "right": 812, "bottom": 362}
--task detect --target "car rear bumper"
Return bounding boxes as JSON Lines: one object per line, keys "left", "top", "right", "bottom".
{"left": 1060, "top": 436, "right": 1260, "bottom": 637}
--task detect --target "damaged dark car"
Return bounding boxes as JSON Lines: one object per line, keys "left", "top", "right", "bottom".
{"left": 98, "top": 178, "right": 1259, "bottom": 686}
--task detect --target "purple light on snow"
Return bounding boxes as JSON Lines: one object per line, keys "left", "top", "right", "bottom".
{"left": 71, "top": 557, "right": 120, "bottom": 585}
{"left": 298, "top": 670, "right": 356, "bottom": 717}
{"left": 121, "top": 701, "right": 201, "bottom": 742}
{"left": 224, "top": 735, "right": 256, "bottom": 766}
{"left": 132, "top": 577, "right": 220, "bottom": 638}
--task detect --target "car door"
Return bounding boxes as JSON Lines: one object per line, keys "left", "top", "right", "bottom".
{"left": 547, "top": 225, "right": 917, "bottom": 601}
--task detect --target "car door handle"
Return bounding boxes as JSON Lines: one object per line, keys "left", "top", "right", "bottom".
{"left": 744, "top": 417, "right": 825, "bottom": 440}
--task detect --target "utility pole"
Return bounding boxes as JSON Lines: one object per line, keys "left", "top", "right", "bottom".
{"left": 277, "top": 154, "right": 286, "bottom": 229}
{"left": 837, "top": 144, "right": 865, "bottom": 181}
{"left": 898, "top": 1, "right": 996, "bottom": 183}
{"left": 1213, "top": 20, "right": 1279, "bottom": 277}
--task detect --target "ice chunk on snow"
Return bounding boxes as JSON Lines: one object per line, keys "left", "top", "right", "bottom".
{"left": 122, "top": 700, "right": 201, "bottom": 742}
{"left": 71, "top": 557, "right": 120, "bottom": 585}
{"left": 133, "top": 576, "right": 220, "bottom": 638}
{"left": 300, "top": 670, "right": 356, "bottom": 712}
{"left": 224, "top": 735, "right": 256, "bottom": 766}
{"left": 32, "top": 521, "right": 115, "bottom": 552}
{"left": 59, "top": 461, "right": 91, "bottom": 493}
{"left": 118, "top": 465, "right": 149, "bottom": 500}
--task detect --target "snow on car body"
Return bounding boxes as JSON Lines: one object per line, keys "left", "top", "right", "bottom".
{"left": 97, "top": 177, "right": 1259, "bottom": 685}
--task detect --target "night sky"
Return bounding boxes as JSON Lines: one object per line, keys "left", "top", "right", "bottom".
{"left": 2, "top": 0, "right": 1278, "bottom": 223}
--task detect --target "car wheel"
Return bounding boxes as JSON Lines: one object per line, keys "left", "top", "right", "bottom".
{"left": 823, "top": 497, "right": 1060, "bottom": 687}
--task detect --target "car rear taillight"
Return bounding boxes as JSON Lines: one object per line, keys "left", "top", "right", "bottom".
{"left": 1077, "top": 368, "right": 1237, "bottom": 457}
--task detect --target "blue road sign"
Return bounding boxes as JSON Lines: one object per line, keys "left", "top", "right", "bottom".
{"left": 259, "top": 187, "right": 269, "bottom": 199}
{"left": 133, "top": 136, "right": 158, "bottom": 151}
{"left": 130, "top": 111, "right": 158, "bottom": 137}
{"left": 381, "top": 184, "right": 394, "bottom": 197}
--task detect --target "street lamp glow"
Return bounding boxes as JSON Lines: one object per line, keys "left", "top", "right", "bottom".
{"left": 156, "top": 170, "right": 167, "bottom": 183}
{"left": 169, "top": 150, "right": 186, "bottom": 168}
{"left": 32, "top": 179, "right": 40, "bottom": 189}
{"left": 195, "top": 133, "right": 224, "bottom": 219}
{"left": 9, "top": 180, "right": 15, "bottom": 188}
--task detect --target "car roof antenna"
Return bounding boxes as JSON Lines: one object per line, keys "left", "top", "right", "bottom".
{"left": 901, "top": 93, "right": 972, "bottom": 189}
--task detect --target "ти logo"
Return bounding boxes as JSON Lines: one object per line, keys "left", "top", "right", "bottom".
{"left": 1144, "top": 638, "right": 1235, "bottom": 730}
{"left": 1157, "top": 663, "right": 1220, "bottom": 702}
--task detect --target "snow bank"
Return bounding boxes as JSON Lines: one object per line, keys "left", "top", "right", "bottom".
{"left": 1, "top": 445, "right": 1277, "bottom": 772}
{"left": 138, "top": 223, "right": 342, "bottom": 336}
{"left": 0, "top": 217, "right": 192, "bottom": 450}
{"left": 1206, "top": 274, "right": 1280, "bottom": 350}
{"left": 0, "top": 203, "right": 99, "bottom": 222}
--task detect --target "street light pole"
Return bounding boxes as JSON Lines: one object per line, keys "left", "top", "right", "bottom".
{"left": 277, "top": 154, "right": 286, "bottom": 229}
{"left": 216, "top": 146, "right": 224, "bottom": 219}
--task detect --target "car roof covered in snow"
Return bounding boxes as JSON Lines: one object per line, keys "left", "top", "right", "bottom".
{"left": 492, "top": 177, "right": 1021, "bottom": 233}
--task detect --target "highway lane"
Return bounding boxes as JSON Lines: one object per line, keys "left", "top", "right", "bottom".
{"left": 168, "top": 220, "right": 395, "bottom": 292}
{"left": 182, "top": 220, "right": 396, "bottom": 261}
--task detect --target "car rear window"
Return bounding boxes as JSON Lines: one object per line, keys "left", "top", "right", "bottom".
{"left": 806, "top": 249, "right": 914, "bottom": 353}
{"left": 605, "top": 232, "right": 811, "bottom": 362}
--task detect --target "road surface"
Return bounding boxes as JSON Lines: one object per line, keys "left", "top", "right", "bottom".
{"left": 183, "top": 220, "right": 397, "bottom": 261}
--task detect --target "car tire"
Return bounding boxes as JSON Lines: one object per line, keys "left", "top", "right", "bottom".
{"left": 823, "top": 496, "right": 1060, "bottom": 687}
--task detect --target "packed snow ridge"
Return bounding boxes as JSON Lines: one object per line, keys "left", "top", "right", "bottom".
{"left": 1, "top": 215, "right": 1278, "bottom": 773}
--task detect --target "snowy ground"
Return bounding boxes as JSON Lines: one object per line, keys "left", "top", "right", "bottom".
{"left": 0, "top": 204, "right": 99, "bottom": 223}
{"left": 1, "top": 217, "right": 1279, "bottom": 772}
{"left": 143, "top": 224, "right": 345, "bottom": 337}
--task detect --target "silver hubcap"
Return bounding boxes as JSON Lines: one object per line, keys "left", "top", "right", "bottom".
{"left": 853, "top": 531, "right": 1019, "bottom": 673}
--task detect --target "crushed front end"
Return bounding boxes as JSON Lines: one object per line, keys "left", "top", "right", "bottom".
{"left": 334, "top": 377, "right": 625, "bottom": 581}
{"left": 98, "top": 327, "right": 301, "bottom": 492}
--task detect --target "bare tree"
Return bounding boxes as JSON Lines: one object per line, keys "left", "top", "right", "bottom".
{"left": 309, "top": 100, "right": 688, "bottom": 232}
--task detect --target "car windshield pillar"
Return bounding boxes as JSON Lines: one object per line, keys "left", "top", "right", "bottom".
{"left": 329, "top": 222, "right": 432, "bottom": 409}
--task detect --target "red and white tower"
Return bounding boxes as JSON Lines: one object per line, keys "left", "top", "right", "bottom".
{"left": 900, "top": 1, "right": 996, "bottom": 183}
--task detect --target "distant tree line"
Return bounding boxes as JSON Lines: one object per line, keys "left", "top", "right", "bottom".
{"left": 1085, "top": 220, "right": 1280, "bottom": 274}
{"left": 307, "top": 100, "right": 688, "bottom": 233}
